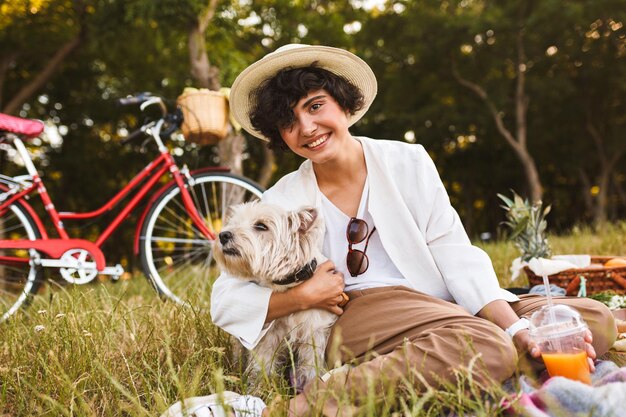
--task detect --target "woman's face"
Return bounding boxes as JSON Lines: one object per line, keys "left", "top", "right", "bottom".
{"left": 278, "top": 89, "right": 351, "bottom": 164}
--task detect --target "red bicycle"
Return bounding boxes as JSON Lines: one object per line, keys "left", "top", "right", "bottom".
{"left": 0, "top": 93, "right": 264, "bottom": 321}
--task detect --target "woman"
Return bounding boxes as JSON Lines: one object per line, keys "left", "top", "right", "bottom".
{"left": 209, "top": 44, "right": 616, "bottom": 416}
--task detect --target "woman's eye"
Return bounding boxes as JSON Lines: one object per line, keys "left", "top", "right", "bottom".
{"left": 310, "top": 103, "right": 322, "bottom": 111}
{"left": 254, "top": 222, "right": 268, "bottom": 231}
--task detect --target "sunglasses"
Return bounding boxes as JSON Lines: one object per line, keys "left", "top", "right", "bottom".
{"left": 346, "top": 217, "right": 376, "bottom": 277}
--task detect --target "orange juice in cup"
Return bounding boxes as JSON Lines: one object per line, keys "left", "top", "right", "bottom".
{"left": 529, "top": 305, "right": 591, "bottom": 384}
{"left": 541, "top": 351, "right": 591, "bottom": 384}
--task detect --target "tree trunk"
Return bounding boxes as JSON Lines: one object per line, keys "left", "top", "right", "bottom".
{"left": 187, "top": 1, "right": 240, "bottom": 175}
{"left": 517, "top": 148, "right": 542, "bottom": 203}
{"left": 217, "top": 131, "right": 244, "bottom": 176}
{"left": 186, "top": 1, "right": 274, "bottom": 185}
{"left": 451, "top": 26, "right": 542, "bottom": 201}
{"left": 452, "top": 4, "right": 542, "bottom": 203}
{"left": 452, "top": 58, "right": 542, "bottom": 202}
{"left": 187, "top": 0, "right": 220, "bottom": 91}
{"left": 585, "top": 112, "right": 624, "bottom": 227}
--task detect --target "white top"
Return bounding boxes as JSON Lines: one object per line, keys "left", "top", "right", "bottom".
{"left": 319, "top": 177, "right": 407, "bottom": 291}
{"left": 210, "top": 137, "right": 519, "bottom": 349}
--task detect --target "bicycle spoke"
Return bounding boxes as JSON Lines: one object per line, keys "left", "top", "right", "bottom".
{"left": 155, "top": 250, "right": 211, "bottom": 289}
{"left": 0, "top": 202, "right": 43, "bottom": 322}
{"left": 140, "top": 173, "right": 263, "bottom": 308}
{"left": 157, "top": 198, "right": 205, "bottom": 237}
{"left": 149, "top": 245, "right": 208, "bottom": 265}
{"left": 146, "top": 236, "right": 209, "bottom": 245}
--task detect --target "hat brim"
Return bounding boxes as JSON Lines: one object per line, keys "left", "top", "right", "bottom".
{"left": 230, "top": 45, "right": 377, "bottom": 141}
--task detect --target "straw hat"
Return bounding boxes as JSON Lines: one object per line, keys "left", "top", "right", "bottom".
{"left": 230, "top": 44, "right": 378, "bottom": 141}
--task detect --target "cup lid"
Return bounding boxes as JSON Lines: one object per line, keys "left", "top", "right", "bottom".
{"left": 528, "top": 304, "right": 588, "bottom": 338}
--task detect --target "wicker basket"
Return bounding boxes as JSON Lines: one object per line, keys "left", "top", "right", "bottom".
{"left": 524, "top": 256, "right": 626, "bottom": 295}
{"left": 177, "top": 89, "right": 229, "bottom": 145}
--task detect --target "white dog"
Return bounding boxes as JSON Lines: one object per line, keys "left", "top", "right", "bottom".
{"left": 213, "top": 202, "right": 337, "bottom": 388}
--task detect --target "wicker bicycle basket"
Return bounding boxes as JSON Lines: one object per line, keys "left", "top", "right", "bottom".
{"left": 177, "top": 89, "right": 229, "bottom": 145}
{"left": 524, "top": 256, "right": 626, "bottom": 296}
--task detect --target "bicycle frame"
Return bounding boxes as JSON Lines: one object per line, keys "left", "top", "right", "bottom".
{"left": 0, "top": 135, "right": 217, "bottom": 270}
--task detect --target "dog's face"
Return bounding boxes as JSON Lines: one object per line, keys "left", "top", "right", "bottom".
{"left": 213, "top": 202, "right": 323, "bottom": 290}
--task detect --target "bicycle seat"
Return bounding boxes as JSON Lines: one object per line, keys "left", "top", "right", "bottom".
{"left": 0, "top": 113, "right": 44, "bottom": 138}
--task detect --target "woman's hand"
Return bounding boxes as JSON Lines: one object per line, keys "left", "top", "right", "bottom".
{"left": 294, "top": 260, "right": 346, "bottom": 315}
{"left": 516, "top": 329, "right": 597, "bottom": 372}
{"left": 265, "top": 260, "right": 346, "bottom": 323}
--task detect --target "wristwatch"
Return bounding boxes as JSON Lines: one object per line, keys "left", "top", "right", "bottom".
{"left": 505, "top": 318, "right": 530, "bottom": 338}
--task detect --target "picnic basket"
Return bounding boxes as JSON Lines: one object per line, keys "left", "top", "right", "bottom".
{"left": 524, "top": 256, "right": 626, "bottom": 296}
{"left": 177, "top": 89, "right": 229, "bottom": 145}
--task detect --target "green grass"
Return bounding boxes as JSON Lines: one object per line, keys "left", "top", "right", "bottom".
{"left": 2, "top": 224, "right": 626, "bottom": 416}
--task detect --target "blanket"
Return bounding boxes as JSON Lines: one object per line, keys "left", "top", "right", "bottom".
{"left": 513, "top": 361, "right": 626, "bottom": 417}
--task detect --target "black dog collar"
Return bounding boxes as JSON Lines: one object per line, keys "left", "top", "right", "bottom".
{"left": 273, "top": 258, "right": 318, "bottom": 286}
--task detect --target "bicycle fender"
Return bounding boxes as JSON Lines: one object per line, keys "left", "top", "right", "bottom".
{"left": 133, "top": 167, "right": 230, "bottom": 254}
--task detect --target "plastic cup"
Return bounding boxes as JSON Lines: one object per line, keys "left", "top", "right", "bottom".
{"left": 529, "top": 304, "right": 591, "bottom": 384}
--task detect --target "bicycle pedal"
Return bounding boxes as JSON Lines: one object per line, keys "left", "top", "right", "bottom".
{"left": 101, "top": 264, "right": 124, "bottom": 280}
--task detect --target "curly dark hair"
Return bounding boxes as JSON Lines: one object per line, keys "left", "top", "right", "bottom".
{"left": 249, "top": 65, "right": 365, "bottom": 151}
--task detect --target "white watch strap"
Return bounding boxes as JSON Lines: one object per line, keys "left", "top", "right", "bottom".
{"left": 505, "top": 317, "right": 530, "bottom": 338}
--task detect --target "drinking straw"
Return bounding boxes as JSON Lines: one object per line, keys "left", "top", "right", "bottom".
{"left": 542, "top": 274, "right": 562, "bottom": 351}
{"left": 542, "top": 275, "right": 555, "bottom": 310}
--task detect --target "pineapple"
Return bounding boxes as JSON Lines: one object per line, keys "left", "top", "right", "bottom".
{"left": 498, "top": 191, "right": 551, "bottom": 262}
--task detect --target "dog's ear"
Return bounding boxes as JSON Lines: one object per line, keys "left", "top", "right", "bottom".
{"left": 289, "top": 206, "right": 318, "bottom": 234}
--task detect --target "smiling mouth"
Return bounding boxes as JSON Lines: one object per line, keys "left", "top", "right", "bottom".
{"left": 305, "top": 134, "right": 329, "bottom": 149}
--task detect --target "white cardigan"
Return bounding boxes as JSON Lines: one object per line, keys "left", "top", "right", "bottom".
{"left": 210, "top": 137, "right": 518, "bottom": 349}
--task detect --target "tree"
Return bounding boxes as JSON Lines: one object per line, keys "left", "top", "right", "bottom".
{"left": 353, "top": 0, "right": 626, "bottom": 234}
{"left": 449, "top": 1, "right": 544, "bottom": 203}
{"left": 569, "top": 6, "right": 626, "bottom": 226}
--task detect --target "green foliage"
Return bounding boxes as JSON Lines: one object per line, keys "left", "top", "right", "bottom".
{"left": 1, "top": 0, "right": 626, "bottom": 256}
{"left": 356, "top": 0, "right": 626, "bottom": 234}
{"left": 124, "top": 0, "right": 205, "bottom": 28}
{"left": 588, "top": 291, "right": 626, "bottom": 309}
{"left": 498, "top": 191, "right": 551, "bottom": 261}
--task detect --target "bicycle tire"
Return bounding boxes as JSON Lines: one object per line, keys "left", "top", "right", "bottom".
{"left": 0, "top": 189, "right": 44, "bottom": 322}
{"left": 139, "top": 172, "right": 264, "bottom": 307}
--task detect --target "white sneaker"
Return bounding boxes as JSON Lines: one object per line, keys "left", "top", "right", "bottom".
{"left": 230, "top": 395, "right": 267, "bottom": 416}
{"left": 160, "top": 391, "right": 267, "bottom": 417}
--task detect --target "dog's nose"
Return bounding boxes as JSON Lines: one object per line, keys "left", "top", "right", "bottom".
{"left": 219, "top": 231, "right": 233, "bottom": 245}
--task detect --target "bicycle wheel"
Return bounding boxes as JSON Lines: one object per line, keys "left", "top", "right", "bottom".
{"left": 140, "top": 172, "right": 264, "bottom": 307}
{"left": 0, "top": 197, "right": 43, "bottom": 322}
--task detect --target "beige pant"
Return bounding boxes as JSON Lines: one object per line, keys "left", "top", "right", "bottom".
{"left": 301, "top": 286, "right": 617, "bottom": 416}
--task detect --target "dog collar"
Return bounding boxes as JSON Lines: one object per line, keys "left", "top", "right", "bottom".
{"left": 273, "top": 258, "right": 318, "bottom": 286}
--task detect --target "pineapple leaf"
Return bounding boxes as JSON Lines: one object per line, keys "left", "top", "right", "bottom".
{"left": 509, "top": 217, "right": 529, "bottom": 239}
{"left": 543, "top": 204, "right": 552, "bottom": 216}
{"left": 497, "top": 193, "right": 514, "bottom": 208}
{"left": 499, "top": 190, "right": 551, "bottom": 261}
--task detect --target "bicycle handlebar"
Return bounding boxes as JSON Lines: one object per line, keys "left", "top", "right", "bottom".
{"left": 117, "top": 92, "right": 153, "bottom": 106}
{"left": 117, "top": 93, "right": 183, "bottom": 149}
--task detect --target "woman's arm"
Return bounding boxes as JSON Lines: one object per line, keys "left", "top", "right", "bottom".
{"left": 265, "top": 260, "right": 346, "bottom": 322}
{"left": 210, "top": 272, "right": 273, "bottom": 349}
{"left": 477, "top": 300, "right": 531, "bottom": 351}
{"left": 477, "top": 300, "right": 596, "bottom": 369}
